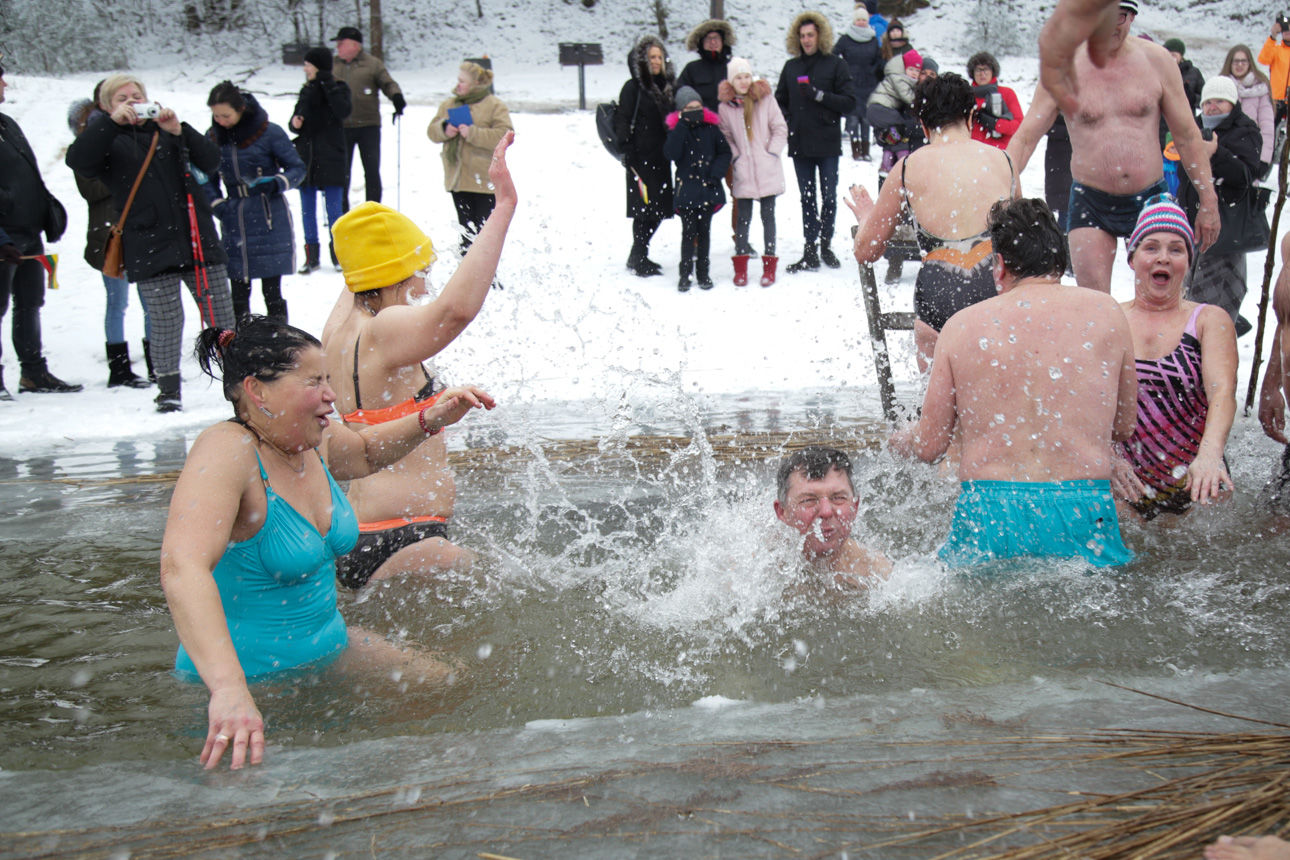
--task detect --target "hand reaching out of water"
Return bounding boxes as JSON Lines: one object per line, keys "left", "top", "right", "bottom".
{"left": 488, "top": 130, "right": 517, "bottom": 209}
{"left": 1186, "top": 451, "right": 1234, "bottom": 504}
{"left": 1259, "top": 380, "right": 1287, "bottom": 443}
{"left": 1110, "top": 455, "right": 1146, "bottom": 504}
{"left": 421, "top": 386, "right": 496, "bottom": 434}
{"left": 203, "top": 684, "right": 265, "bottom": 770}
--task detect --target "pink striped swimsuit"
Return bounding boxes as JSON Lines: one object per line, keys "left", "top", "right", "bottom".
{"left": 1116, "top": 305, "right": 1210, "bottom": 519}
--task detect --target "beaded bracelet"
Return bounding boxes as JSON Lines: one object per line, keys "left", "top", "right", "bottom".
{"left": 417, "top": 405, "right": 442, "bottom": 436}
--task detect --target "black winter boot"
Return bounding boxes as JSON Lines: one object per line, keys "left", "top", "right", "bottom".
{"left": 678, "top": 252, "right": 694, "bottom": 292}
{"left": 786, "top": 244, "right": 820, "bottom": 274}
{"left": 329, "top": 241, "right": 340, "bottom": 270}
{"left": 155, "top": 373, "right": 182, "bottom": 413}
{"left": 298, "top": 243, "right": 321, "bottom": 275}
{"left": 19, "top": 363, "right": 83, "bottom": 393}
{"left": 141, "top": 339, "right": 156, "bottom": 383}
{"left": 107, "top": 342, "right": 150, "bottom": 388}
{"left": 820, "top": 244, "right": 841, "bottom": 269}
{"left": 696, "top": 258, "right": 714, "bottom": 289}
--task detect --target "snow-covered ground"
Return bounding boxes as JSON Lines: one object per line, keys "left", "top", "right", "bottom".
{"left": 0, "top": 5, "right": 1279, "bottom": 455}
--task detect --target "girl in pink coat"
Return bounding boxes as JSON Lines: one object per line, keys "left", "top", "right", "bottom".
{"left": 717, "top": 57, "right": 788, "bottom": 286}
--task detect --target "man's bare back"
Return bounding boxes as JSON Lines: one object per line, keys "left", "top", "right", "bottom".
{"left": 921, "top": 281, "right": 1137, "bottom": 481}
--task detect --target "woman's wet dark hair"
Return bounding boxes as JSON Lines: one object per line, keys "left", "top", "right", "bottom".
{"left": 913, "top": 73, "right": 975, "bottom": 130}
{"left": 206, "top": 80, "right": 246, "bottom": 111}
{"left": 987, "top": 198, "right": 1069, "bottom": 280}
{"left": 195, "top": 316, "right": 321, "bottom": 404}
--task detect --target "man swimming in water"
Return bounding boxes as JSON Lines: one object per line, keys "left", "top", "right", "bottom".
{"left": 774, "top": 446, "right": 891, "bottom": 588}
{"left": 1007, "top": 0, "right": 1219, "bottom": 293}
{"left": 890, "top": 198, "right": 1138, "bottom": 567}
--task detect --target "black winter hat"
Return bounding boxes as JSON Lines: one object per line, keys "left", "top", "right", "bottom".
{"left": 331, "top": 26, "right": 362, "bottom": 42}
{"left": 305, "top": 47, "right": 334, "bottom": 73}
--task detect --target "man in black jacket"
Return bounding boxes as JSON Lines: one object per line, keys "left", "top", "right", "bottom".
{"left": 0, "top": 65, "right": 80, "bottom": 397}
{"left": 776, "top": 11, "right": 856, "bottom": 272}
{"left": 677, "top": 19, "right": 735, "bottom": 112}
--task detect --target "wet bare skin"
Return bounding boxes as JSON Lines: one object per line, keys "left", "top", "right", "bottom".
{"left": 1258, "top": 233, "right": 1290, "bottom": 444}
{"left": 892, "top": 267, "right": 1138, "bottom": 481}
{"left": 1205, "top": 836, "right": 1290, "bottom": 860}
{"left": 1009, "top": 7, "right": 1219, "bottom": 291}
{"left": 323, "top": 303, "right": 457, "bottom": 525}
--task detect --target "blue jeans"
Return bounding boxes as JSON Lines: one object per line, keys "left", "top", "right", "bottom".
{"left": 299, "top": 186, "right": 346, "bottom": 245}
{"left": 103, "top": 274, "right": 152, "bottom": 344}
{"left": 792, "top": 156, "right": 839, "bottom": 245}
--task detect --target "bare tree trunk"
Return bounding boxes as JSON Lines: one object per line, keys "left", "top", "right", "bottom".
{"left": 653, "top": 0, "right": 668, "bottom": 40}
{"left": 476, "top": 0, "right": 484, "bottom": 18}
{"left": 709, "top": 0, "right": 723, "bottom": 19}
{"left": 370, "top": 0, "right": 384, "bottom": 58}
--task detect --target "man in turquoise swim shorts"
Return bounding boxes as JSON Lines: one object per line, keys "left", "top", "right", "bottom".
{"left": 890, "top": 198, "right": 1139, "bottom": 567}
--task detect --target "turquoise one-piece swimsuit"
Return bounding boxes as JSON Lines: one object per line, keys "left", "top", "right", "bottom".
{"left": 175, "top": 449, "right": 359, "bottom": 681}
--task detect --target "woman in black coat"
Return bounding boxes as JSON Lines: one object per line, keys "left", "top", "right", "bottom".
{"left": 66, "top": 74, "right": 236, "bottom": 412}
{"left": 1177, "top": 78, "right": 1265, "bottom": 330}
{"left": 290, "top": 47, "right": 352, "bottom": 273}
{"left": 614, "top": 35, "right": 676, "bottom": 277}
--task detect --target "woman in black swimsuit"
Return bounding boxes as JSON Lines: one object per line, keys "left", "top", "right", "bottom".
{"left": 846, "top": 74, "right": 1018, "bottom": 370}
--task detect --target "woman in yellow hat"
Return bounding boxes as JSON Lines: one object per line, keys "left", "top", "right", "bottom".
{"left": 320, "top": 131, "right": 516, "bottom": 590}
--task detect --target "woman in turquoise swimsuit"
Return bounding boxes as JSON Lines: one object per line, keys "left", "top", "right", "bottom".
{"left": 160, "top": 316, "right": 493, "bottom": 771}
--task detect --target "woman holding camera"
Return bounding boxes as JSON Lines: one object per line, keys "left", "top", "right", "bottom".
{"left": 66, "top": 74, "right": 236, "bottom": 412}
{"left": 205, "top": 81, "right": 306, "bottom": 323}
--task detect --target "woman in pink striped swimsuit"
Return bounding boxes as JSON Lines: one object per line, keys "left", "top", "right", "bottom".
{"left": 1111, "top": 195, "right": 1238, "bottom": 520}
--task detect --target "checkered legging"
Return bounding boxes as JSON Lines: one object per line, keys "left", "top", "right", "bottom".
{"left": 1183, "top": 252, "right": 1247, "bottom": 323}
{"left": 136, "top": 264, "right": 236, "bottom": 378}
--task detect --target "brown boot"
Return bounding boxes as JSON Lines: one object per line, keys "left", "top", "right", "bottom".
{"left": 851, "top": 138, "right": 863, "bottom": 161}
{"left": 859, "top": 137, "right": 871, "bottom": 161}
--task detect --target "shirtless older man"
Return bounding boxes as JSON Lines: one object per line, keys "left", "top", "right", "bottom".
{"left": 891, "top": 198, "right": 1138, "bottom": 566}
{"left": 1009, "top": 0, "right": 1220, "bottom": 293}
{"left": 774, "top": 447, "right": 890, "bottom": 589}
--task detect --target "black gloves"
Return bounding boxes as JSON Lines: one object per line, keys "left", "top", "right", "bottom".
{"left": 391, "top": 92, "right": 407, "bottom": 123}
{"left": 798, "top": 80, "right": 824, "bottom": 102}
{"left": 0, "top": 244, "right": 22, "bottom": 264}
{"left": 976, "top": 111, "right": 998, "bottom": 133}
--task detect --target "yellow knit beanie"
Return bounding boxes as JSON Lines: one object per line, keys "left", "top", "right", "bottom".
{"left": 332, "top": 202, "right": 438, "bottom": 293}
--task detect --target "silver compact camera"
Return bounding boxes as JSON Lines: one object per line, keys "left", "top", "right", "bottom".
{"left": 134, "top": 102, "right": 162, "bottom": 119}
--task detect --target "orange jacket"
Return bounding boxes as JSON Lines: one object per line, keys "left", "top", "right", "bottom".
{"left": 1258, "top": 37, "right": 1290, "bottom": 102}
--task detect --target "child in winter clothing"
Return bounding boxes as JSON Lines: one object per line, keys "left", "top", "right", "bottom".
{"left": 664, "top": 86, "right": 732, "bottom": 291}
{"left": 717, "top": 58, "right": 788, "bottom": 286}
{"left": 866, "top": 48, "right": 923, "bottom": 173}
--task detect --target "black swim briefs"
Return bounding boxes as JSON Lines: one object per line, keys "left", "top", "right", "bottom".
{"left": 335, "top": 520, "right": 450, "bottom": 590}
{"left": 1066, "top": 179, "right": 1168, "bottom": 238}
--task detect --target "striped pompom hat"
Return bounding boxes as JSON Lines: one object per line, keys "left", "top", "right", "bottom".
{"left": 1127, "top": 193, "right": 1195, "bottom": 262}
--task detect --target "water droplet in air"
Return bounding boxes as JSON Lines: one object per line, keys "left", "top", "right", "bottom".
{"left": 1049, "top": 367, "right": 1063, "bottom": 379}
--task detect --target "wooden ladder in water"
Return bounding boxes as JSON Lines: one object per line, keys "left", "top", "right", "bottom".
{"left": 853, "top": 233, "right": 914, "bottom": 423}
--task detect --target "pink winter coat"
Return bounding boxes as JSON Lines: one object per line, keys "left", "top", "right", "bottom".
{"left": 716, "top": 79, "right": 788, "bottom": 199}
{"left": 1229, "top": 73, "right": 1276, "bottom": 165}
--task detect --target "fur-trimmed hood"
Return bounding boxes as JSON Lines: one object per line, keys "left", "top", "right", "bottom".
{"left": 717, "top": 77, "right": 771, "bottom": 104}
{"left": 685, "top": 19, "right": 736, "bottom": 53}
{"left": 785, "top": 11, "right": 835, "bottom": 57}
{"left": 627, "top": 34, "right": 676, "bottom": 84}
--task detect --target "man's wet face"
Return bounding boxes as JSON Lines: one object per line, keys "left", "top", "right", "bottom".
{"left": 776, "top": 467, "right": 858, "bottom": 557}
